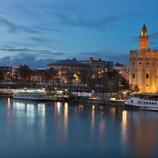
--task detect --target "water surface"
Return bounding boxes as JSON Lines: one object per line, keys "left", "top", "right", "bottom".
{"left": 0, "top": 98, "right": 158, "bottom": 158}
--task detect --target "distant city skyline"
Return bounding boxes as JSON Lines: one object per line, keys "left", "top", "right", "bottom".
{"left": 0, "top": 0, "right": 158, "bottom": 67}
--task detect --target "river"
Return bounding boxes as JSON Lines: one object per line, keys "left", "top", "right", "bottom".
{"left": 0, "top": 98, "right": 158, "bottom": 158}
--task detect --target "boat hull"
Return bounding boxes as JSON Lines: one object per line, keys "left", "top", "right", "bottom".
{"left": 13, "top": 96, "right": 53, "bottom": 101}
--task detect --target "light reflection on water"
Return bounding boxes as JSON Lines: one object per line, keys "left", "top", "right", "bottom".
{"left": 63, "top": 102, "right": 68, "bottom": 139}
{"left": 121, "top": 110, "right": 128, "bottom": 148}
{"left": 91, "top": 105, "right": 95, "bottom": 136}
{"left": 1, "top": 98, "right": 158, "bottom": 157}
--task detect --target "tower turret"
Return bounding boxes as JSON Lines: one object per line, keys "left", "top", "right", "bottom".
{"left": 139, "top": 24, "right": 149, "bottom": 50}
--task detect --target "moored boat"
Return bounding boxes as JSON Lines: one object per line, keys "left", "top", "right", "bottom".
{"left": 13, "top": 92, "right": 53, "bottom": 101}
{"left": 13, "top": 92, "right": 68, "bottom": 102}
{"left": 125, "top": 94, "right": 158, "bottom": 111}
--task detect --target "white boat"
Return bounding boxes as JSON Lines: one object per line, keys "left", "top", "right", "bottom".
{"left": 124, "top": 94, "right": 158, "bottom": 111}
{"left": 13, "top": 92, "right": 54, "bottom": 101}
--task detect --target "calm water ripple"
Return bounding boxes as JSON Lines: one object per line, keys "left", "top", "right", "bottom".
{"left": 0, "top": 98, "right": 158, "bottom": 158}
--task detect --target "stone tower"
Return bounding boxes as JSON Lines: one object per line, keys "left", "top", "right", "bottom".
{"left": 129, "top": 25, "right": 158, "bottom": 93}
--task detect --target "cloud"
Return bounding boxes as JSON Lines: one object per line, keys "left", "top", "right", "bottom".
{"left": 0, "top": 47, "right": 66, "bottom": 59}
{"left": 44, "top": 52, "right": 65, "bottom": 56}
{"left": 13, "top": 1, "right": 118, "bottom": 31}
{"left": 0, "top": 51, "right": 64, "bottom": 68}
{"left": 0, "top": 17, "right": 17, "bottom": 33}
{"left": 56, "top": 14, "right": 118, "bottom": 31}
{"left": 4, "top": 39, "right": 53, "bottom": 48}
{"left": 80, "top": 50, "right": 129, "bottom": 64}
{"left": 35, "top": 25, "right": 62, "bottom": 33}
{"left": 0, "top": 16, "right": 38, "bottom": 34}
{"left": 28, "top": 37, "right": 53, "bottom": 46}
{"left": 0, "top": 16, "right": 62, "bottom": 35}
{"left": 80, "top": 50, "right": 115, "bottom": 56}
{"left": 0, "top": 55, "right": 55, "bottom": 68}
{"left": 0, "top": 48, "right": 51, "bottom": 53}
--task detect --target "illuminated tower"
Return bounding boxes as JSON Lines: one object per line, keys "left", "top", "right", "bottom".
{"left": 139, "top": 24, "right": 149, "bottom": 50}
{"left": 129, "top": 24, "right": 158, "bottom": 93}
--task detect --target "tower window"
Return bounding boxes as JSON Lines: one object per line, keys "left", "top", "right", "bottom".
{"left": 146, "top": 74, "right": 149, "bottom": 79}
{"left": 146, "top": 62, "right": 148, "bottom": 65}
{"left": 139, "top": 62, "right": 141, "bottom": 65}
{"left": 132, "top": 73, "right": 135, "bottom": 78}
{"left": 141, "top": 31, "right": 144, "bottom": 36}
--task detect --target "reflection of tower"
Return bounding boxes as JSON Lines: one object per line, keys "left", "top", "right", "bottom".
{"left": 139, "top": 24, "right": 149, "bottom": 50}
{"left": 133, "top": 122, "right": 157, "bottom": 157}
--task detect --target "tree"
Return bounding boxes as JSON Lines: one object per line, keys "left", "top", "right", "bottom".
{"left": 44, "top": 68, "right": 54, "bottom": 82}
{"left": 0, "top": 68, "right": 4, "bottom": 81}
{"left": 104, "top": 70, "right": 129, "bottom": 92}
{"left": 16, "top": 65, "right": 32, "bottom": 82}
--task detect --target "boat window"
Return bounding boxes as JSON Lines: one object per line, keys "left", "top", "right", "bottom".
{"left": 138, "top": 101, "right": 140, "bottom": 104}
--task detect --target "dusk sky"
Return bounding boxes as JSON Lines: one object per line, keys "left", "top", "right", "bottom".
{"left": 0, "top": 0, "right": 158, "bottom": 67}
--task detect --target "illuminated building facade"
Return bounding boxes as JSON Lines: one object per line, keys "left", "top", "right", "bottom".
{"left": 129, "top": 24, "right": 158, "bottom": 93}
{"left": 48, "top": 58, "right": 91, "bottom": 84}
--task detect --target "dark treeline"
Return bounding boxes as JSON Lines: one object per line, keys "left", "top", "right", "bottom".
{"left": 0, "top": 64, "right": 129, "bottom": 93}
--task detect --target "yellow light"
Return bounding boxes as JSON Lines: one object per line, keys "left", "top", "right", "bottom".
{"left": 110, "top": 97, "right": 116, "bottom": 101}
{"left": 58, "top": 71, "right": 62, "bottom": 76}
{"left": 64, "top": 80, "right": 67, "bottom": 83}
{"left": 92, "top": 105, "right": 95, "bottom": 110}
{"left": 74, "top": 73, "right": 79, "bottom": 81}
